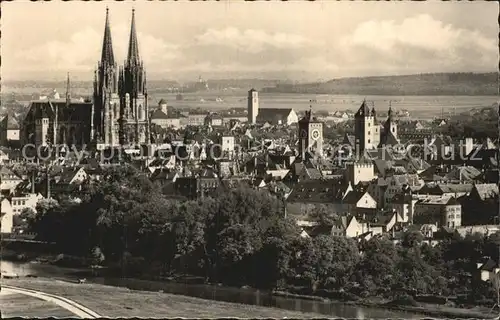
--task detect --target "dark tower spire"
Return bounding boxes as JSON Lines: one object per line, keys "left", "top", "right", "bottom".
{"left": 65, "top": 72, "right": 71, "bottom": 107}
{"left": 127, "top": 9, "right": 140, "bottom": 66}
{"left": 101, "top": 7, "right": 115, "bottom": 67}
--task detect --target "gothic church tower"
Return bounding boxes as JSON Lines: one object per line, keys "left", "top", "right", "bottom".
{"left": 93, "top": 8, "right": 149, "bottom": 147}
{"left": 93, "top": 8, "right": 120, "bottom": 146}
{"left": 118, "top": 9, "right": 149, "bottom": 145}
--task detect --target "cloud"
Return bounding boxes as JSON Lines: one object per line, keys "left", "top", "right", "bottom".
{"left": 5, "top": 14, "right": 496, "bottom": 81}
{"left": 13, "top": 25, "right": 179, "bottom": 75}
{"left": 338, "top": 14, "right": 496, "bottom": 73}
{"left": 195, "top": 27, "right": 318, "bottom": 54}
{"left": 17, "top": 27, "right": 102, "bottom": 72}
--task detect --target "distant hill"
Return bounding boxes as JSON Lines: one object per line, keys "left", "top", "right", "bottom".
{"left": 3, "top": 73, "right": 497, "bottom": 97}
{"left": 261, "top": 73, "right": 498, "bottom": 96}
{"left": 2, "top": 79, "right": 290, "bottom": 96}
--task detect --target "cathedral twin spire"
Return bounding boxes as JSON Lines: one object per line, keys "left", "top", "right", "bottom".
{"left": 101, "top": 8, "right": 115, "bottom": 67}
{"left": 127, "top": 9, "right": 140, "bottom": 66}
{"left": 99, "top": 8, "right": 141, "bottom": 71}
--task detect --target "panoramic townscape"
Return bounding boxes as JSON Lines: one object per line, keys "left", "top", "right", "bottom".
{"left": 1, "top": 1, "right": 499, "bottom": 319}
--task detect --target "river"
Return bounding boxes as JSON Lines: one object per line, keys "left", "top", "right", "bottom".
{"left": 1, "top": 260, "right": 423, "bottom": 318}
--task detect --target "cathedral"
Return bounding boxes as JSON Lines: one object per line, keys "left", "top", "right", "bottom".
{"left": 23, "top": 8, "right": 150, "bottom": 149}
{"left": 93, "top": 8, "right": 150, "bottom": 146}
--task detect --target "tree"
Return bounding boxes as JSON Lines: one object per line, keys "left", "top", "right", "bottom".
{"left": 355, "top": 237, "right": 399, "bottom": 294}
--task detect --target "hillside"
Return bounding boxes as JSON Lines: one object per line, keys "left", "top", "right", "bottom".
{"left": 261, "top": 73, "right": 498, "bottom": 96}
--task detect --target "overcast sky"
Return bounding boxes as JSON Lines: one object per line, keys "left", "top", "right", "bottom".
{"left": 2, "top": 1, "right": 497, "bottom": 82}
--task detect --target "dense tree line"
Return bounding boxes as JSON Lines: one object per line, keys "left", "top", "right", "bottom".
{"left": 440, "top": 106, "right": 498, "bottom": 140}
{"left": 21, "top": 165, "right": 500, "bottom": 304}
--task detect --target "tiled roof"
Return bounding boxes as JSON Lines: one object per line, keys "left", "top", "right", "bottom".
{"left": 479, "top": 258, "right": 498, "bottom": 272}
{"left": 1, "top": 115, "right": 20, "bottom": 130}
{"left": 151, "top": 109, "right": 170, "bottom": 120}
{"left": 392, "top": 174, "right": 422, "bottom": 186}
{"left": 256, "top": 108, "right": 294, "bottom": 122}
{"left": 474, "top": 183, "right": 499, "bottom": 200}
{"left": 445, "top": 166, "right": 481, "bottom": 182}
{"left": 416, "top": 194, "right": 458, "bottom": 205}
{"left": 436, "top": 183, "right": 473, "bottom": 194}
{"left": 27, "top": 100, "right": 93, "bottom": 122}
{"left": 355, "top": 100, "right": 372, "bottom": 117}
{"left": 287, "top": 179, "right": 344, "bottom": 203}
{"left": 343, "top": 190, "right": 366, "bottom": 204}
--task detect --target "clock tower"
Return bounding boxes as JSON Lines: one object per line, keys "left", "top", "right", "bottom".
{"left": 298, "top": 106, "right": 323, "bottom": 158}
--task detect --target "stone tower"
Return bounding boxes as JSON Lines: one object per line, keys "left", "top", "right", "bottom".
{"left": 93, "top": 7, "right": 120, "bottom": 146}
{"left": 118, "top": 9, "right": 149, "bottom": 145}
{"left": 298, "top": 106, "right": 324, "bottom": 158}
{"left": 247, "top": 88, "right": 259, "bottom": 124}
{"left": 379, "top": 106, "right": 399, "bottom": 147}
{"left": 354, "top": 100, "right": 380, "bottom": 154}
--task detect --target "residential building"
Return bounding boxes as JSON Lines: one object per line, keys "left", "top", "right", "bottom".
{"left": 343, "top": 189, "right": 378, "bottom": 214}
{"left": 187, "top": 113, "right": 206, "bottom": 126}
{"left": 205, "top": 113, "right": 224, "bottom": 127}
{"left": 11, "top": 193, "right": 44, "bottom": 214}
{"left": 0, "top": 115, "right": 20, "bottom": 146}
{"left": 0, "top": 167, "right": 22, "bottom": 192}
{"left": 414, "top": 195, "right": 462, "bottom": 228}
{"left": 477, "top": 257, "right": 500, "bottom": 282}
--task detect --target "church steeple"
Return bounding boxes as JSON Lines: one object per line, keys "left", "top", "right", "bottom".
{"left": 101, "top": 7, "right": 115, "bottom": 67}
{"left": 65, "top": 72, "right": 71, "bottom": 106}
{"left": 387, "top": 106, "right": 393, "bottom": 119}
{"left": 127, "top": 9, "right": 140, "bottom": 66}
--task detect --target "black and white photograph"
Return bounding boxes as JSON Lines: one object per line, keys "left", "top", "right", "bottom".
{"left": 1, "top": 0, "right": 499, "bottom": 318}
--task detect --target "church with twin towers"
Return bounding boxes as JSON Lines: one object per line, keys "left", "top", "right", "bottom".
{"left": 93, "top": 8, "right": 150, "bottom": 146}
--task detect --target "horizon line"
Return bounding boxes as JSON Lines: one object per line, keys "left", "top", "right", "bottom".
{"left": 3, "top": 71, "right": 497, "bottom": 84}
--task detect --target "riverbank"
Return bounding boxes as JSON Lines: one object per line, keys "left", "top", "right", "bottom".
{"left": 272, "top": 291, "right": 495, "bottom": 319}
{"left": 3, "top": 253, "right": 497, "bottom": 319}
{"left": 1, "top": 278, "right": 324, "bottom": 318}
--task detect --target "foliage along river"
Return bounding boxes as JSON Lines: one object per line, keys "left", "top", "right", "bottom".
{"left": 1, "top": 260, "right": 421, "bottom": 318}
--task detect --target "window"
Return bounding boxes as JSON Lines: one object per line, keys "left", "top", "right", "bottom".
{"left": 368, "top": 131, "right": 371, "bottom": 135}
{"left": 368, "top": 139, "right": 371, "bottom": 143}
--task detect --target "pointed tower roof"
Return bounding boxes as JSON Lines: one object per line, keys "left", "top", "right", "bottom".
{"left": 387, "top": 106, "right": 393, "bottom": 119}
{"left": 101, "top": 7, "right": 115, "bottom": 66}
{"left": 355, "top": 100, "right": 371, "bottom": 118}
{"left": 127, "top": 8, "right": 140, "bottom": 66}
